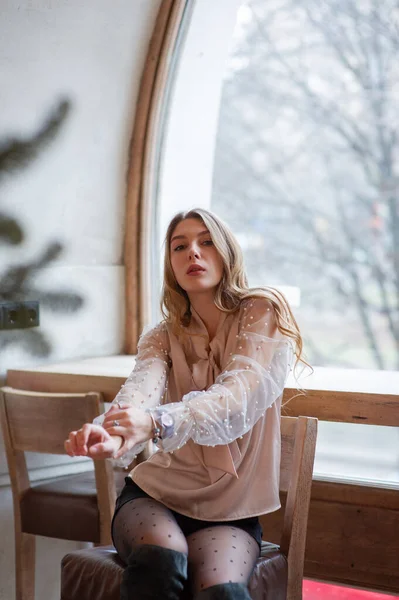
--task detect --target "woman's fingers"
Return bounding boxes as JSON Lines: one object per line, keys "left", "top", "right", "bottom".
{"left": 64, "top": 436, "right": 74, "bottom": 456}
{"left": 103, "top": 408, "right": 153, "bottom": 455}
{"left": 88, "top": 436, "right": 121, "bottom": 459}
{"left": 103, "top": 423, "right": 124, "bottom": 437}
{"left": 66, "top": 407, "right": 151, "bottom": 461}
{"left": 102, "top": 410, "right": 125, "bottom": 430}
{"left": 75, "top": 423, "right": 95, "bottom": 454}
{"left": 65, "top": 431, "right": 79, "bottom": 456}
{"left": 113, "top": 440, "right": 132, "bottom": 459}
{"left": 102, "top": 401, "right": 134, "bottom": 428}
{"left": 87, "top": 441, "right": 111, "bottom": 458}
{"left": 65, "top": 424, "right": 107, "bottom": 457}
{"left": 108, "top": 401, "right": 129, "bottom": 412}
{"left": 102, "top": 417, "right": 138, "bottom": 448}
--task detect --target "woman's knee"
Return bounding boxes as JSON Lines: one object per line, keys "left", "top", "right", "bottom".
{"left": 112, "top": 498, "right": 188, "bottom": 559}
{"left": 186, "top": 525, "right": 259, "bottom": 593}
{"left": 135, "top": 530, "right": 189, "bottom": 554}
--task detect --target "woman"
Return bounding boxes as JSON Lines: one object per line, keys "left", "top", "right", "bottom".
{"left": 65, "top": 208, "right": 305, "bottom": 600}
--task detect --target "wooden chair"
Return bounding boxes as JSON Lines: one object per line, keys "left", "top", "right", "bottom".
{"left": 60, "top": 415, "right": 318, "bottom": 600}
{"left": 0, "top": 386, "right": 124, "bottom": 600}
{"left": 263, "top": 414, "right": 318, "bottom": 599}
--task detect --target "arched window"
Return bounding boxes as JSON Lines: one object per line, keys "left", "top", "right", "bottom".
{"left": 128, "top": 0, "right": 399, "bottom": 488}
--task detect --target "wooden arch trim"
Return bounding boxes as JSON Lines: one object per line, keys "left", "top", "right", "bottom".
{"left": 124, "top": 0, "right": 189, "bottom": 354}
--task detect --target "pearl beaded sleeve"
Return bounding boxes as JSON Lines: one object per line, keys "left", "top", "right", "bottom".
{"left": 93, "top": 323, "right": 170, "bottom": 463}
{"left": 112, "top": 323, "right": 170, "bottom": 409}
{"left": 151, "top": 298, "right": 293, "bottom": 453}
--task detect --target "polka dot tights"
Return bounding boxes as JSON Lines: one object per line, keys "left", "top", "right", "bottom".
{"left": 112, "top": 497, "right": 188, "bottom": 559}
{"left": 112, "top": 497, "right": 259, "bottom": 594}
{"left": 186, "top": 525, "right": 259, "bottom": 593}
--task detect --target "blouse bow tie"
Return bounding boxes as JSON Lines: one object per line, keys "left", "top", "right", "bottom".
{"left": 191, "top": 351, "right": 217, "bottom": 389}
{"left": 190, "top": 347, "right": 241, "bottom": 483}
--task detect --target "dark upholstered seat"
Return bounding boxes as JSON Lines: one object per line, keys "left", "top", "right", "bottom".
{"left": 21, "top": 470, "right": 126, "bottom": 542}
{"left": 61, "top": 542, "right": 288, "bottom": 600}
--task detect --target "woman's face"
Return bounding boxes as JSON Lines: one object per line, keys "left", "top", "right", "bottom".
{"left": 170, "top": 218, "right": 224, "bottom": 296}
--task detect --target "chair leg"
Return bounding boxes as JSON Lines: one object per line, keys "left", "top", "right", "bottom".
{"left": 99, "top": 529, "right": 113, "bottom": 546}
{"left": 15, "top": 531, "right": 35, "bottom": 600}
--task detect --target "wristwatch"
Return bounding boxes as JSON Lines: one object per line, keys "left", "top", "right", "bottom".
{"left": 158, "top": 412, "right": 175, "bottom": 439}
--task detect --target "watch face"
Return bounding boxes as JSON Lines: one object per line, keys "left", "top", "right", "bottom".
{"left": 161, "top": 413, "right": 174, "bottom": 428}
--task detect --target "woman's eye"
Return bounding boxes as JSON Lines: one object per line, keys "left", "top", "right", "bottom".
{"left": 173, "top": 245, "right": 184, "bottom": 252}
{"left": 202, "top": 240, "right": 213, "bottom": 246}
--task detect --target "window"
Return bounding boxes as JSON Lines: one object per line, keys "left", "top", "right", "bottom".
{"left": 152, "top": 0, "right": 399, "bottom": 486}
{"left": 209, "top": 0, "right": 399, "bottom": 485}
{"left": 211, "top": 0, "right": 399, "bottom": 372}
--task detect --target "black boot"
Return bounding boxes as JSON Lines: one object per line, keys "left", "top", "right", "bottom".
{"left": 194, "top": 582, "right": 251, "bottom": 599}
{"left": 120, "top": 544, "right": 188, "bottom": 599}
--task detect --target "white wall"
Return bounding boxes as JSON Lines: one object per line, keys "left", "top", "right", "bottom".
{"left": 0, "top": 1, "right": 161, "bottom": 598}
{"left": 1, "top": 0, "right": 160, "bottom": 371}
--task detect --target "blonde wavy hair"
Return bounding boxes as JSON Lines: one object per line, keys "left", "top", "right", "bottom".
{"left": 161, "top": 208, "right": 307, "bottom": 370}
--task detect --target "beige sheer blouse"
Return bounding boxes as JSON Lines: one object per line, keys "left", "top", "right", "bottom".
{"left": 98, "top": 297, "right": 293, "bottom": 521}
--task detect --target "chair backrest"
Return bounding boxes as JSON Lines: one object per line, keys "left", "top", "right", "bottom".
{"left": 261, "top": 415, "right": 318, "bottom": 600}
{"left": 0, "top": 386, "right": 116, "bottom": 543}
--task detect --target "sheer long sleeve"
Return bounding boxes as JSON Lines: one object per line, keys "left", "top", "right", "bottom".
{"left": 93, "top": 322, "right": 170, "bottom": 463}
{"left": 151, "top": 298, "right": 293, "bottom": 453}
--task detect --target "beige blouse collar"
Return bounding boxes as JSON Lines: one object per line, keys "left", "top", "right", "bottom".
{"left": 188, "top": 305, "right": 229, "bottom": 341}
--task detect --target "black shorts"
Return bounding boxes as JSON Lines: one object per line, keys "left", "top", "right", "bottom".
{"left": 112, "top": 477, "right": 263, "bottom": 549}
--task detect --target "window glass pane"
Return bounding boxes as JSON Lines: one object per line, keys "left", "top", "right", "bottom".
{"left": 211, "top": 0, "right": 399, "bottom": 371}
{"left": 313, "top": 422, "right": 399, "bottom": 486}
{"left": 153, "top": 0, "right": 399, "bottom": 486}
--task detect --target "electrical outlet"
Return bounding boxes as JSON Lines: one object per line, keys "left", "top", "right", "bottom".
{"left": 0, "top": 301, "right": 40, "bottom": 330}
{"left": 1, "top": 302, "right": 21, "bottom": 329}
{"left": 23, "top": 301, "right": 40, "bottom": 328}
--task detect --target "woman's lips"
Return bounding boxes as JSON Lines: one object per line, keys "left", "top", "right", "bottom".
{"left": 187, "top": 269, "right": 205, "bottom": 276}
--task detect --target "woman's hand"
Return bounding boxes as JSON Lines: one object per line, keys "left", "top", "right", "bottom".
{"left": 64, "top": 423, "right": 122, "bottom": 459}
{"left": 64, "top": 403, "right": 153, "bottom": 460}
{"left": 101, "top": 402, "right": 153, "bottom": 459}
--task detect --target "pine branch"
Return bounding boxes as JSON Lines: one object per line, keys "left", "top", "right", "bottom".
{"left": 0, "top": 212, "right": 24, "bottom": 245}
{"left": 0, "top": 99, "right": 71, "bottom": 180}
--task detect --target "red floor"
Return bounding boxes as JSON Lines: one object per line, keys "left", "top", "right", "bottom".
{"left": 303, "top": 580, "right": 399, "bottom": 599}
